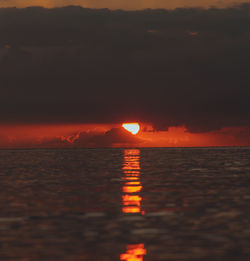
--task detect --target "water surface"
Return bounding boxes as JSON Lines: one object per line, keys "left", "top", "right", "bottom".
{"left": 0, "top": 148, "right": 250, "bottom": 260}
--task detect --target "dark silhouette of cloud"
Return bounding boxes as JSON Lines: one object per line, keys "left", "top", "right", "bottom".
{"left": 87, "top": 127, "right": 141, "bottom": 147}
{"left": 0, "top": 5, "right": 250, "bottom": 133}
{"left": 40, "top": 127, "right": 142, "bottom": 147}
{"left": 0, "top": 0, "right": 250, "bottom": 10}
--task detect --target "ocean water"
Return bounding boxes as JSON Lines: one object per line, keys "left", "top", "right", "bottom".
{"left": 0, "top": 148, "right": 250, "bottom": 260}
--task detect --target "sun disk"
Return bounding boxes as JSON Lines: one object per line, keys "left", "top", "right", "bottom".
{"left": 122, "top": 123, "right": 140, "bottom": 135}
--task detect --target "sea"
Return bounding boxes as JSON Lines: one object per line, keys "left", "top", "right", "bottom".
{"left": 0, "top": 147, "right": 250, "bottom": 260}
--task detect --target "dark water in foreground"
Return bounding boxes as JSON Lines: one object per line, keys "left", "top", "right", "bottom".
{"left": 0, "top": 148, "right": 250, "bottom": 260}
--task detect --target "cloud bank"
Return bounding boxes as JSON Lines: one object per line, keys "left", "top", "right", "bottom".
{"left": 1, "top": 0, "right": 250, "bottom": 10}
{"left": 0, "top": 5, "right": 250, "bottom": 133}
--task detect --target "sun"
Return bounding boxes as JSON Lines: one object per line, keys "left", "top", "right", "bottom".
{"left": 122, "top": 123, "right": 140, "bottom": 135}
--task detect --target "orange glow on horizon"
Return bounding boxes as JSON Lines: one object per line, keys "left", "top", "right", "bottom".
{"left": 0, "top": 124, "right": 249, "bottom": 148}
{"left": 122, "top": 123, "right": 140, "bottom": 135}
{"left": 1, "top": 0, "right": 249, "bottom": 10}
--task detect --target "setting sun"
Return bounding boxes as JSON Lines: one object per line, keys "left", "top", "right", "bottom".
{"left": 122, "top": 123, "right": 140, "bottom": 135}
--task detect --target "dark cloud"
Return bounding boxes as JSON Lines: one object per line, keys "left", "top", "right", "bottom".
{"left": 0, "top": 0, "right": 250, "bottom": 10}
{"left": 41, "top": 127, "right": 142, "bottom": 147}
{"left": 1, "top": 5, "right": 250, "bottom": 132}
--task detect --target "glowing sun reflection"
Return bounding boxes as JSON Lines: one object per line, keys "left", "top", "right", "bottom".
{"left": 122, "top": 149, "right": 144, "bottom": 215}
{"left": 120, "top": 244, "right": 147, "bottom": 261}
{"left": 121, "top": 149, "right": 146, "bottom": 261}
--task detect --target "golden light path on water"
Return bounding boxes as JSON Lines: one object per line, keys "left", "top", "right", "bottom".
{"left": 120, "top": 149, "right": 146, "bottom": 261}
{"left": 122, "top": 149, "right": 144, "bottom": 215}
{"left": 120, "top": 244, "right": 146, "bottom": 261}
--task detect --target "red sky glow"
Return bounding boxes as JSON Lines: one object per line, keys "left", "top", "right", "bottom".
{"left": 0, "top": 124, "right": 249, "bottom": 148}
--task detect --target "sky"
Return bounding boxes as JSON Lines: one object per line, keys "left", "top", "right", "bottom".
{"left": 0, "top": 3, "right": 250, "bottom": 147}
{"left": 1, "top": 0, "right": 250, "bottom": 9}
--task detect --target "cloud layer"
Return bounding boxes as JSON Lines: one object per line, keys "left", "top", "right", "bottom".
{"left": 1, "top": 6, "right": 250, "bottom": 133}
{"left": 1, "top": 0, "right": 250, "bottom": 10}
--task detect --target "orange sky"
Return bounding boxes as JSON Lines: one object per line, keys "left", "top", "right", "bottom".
{"left": 0, "top": 124, "right": 111, "bottom": 147}
{"left": 139, "top": 126, "right": 250, "bottom": 147}
{"left": 0, "top": 0, "right": 249, "bottom": 9}
{"left": 0, "top": 123, "right": 249, "bottom": 148}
